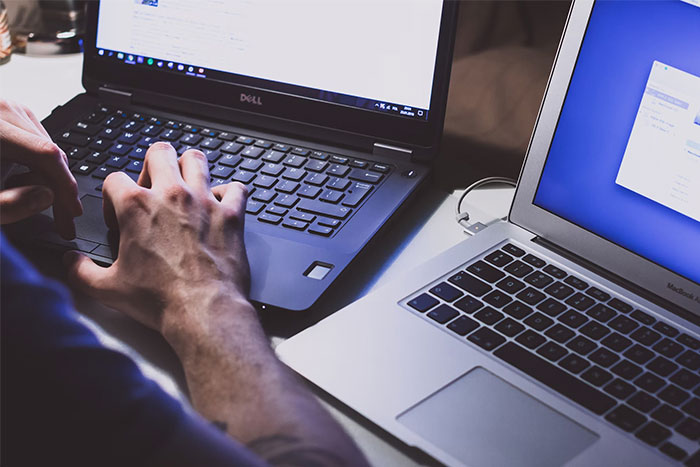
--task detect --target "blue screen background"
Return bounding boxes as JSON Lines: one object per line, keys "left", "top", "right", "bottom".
{"left": 534, "top": 0, "right": 700, "bottom": 284}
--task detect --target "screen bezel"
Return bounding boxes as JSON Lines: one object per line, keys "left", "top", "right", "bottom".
{"left": 510, "top": 0, "right": 700, "bottom": 315}
{"left": 81, "top": 1, "right": 457, "bottom": 152}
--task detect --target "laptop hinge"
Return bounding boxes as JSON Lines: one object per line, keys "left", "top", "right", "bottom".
{"left": 97, "top": 86, "right": 133, "bottom": 106}
{"left": 372, "top": 142, "right": 413, "bottom": 160}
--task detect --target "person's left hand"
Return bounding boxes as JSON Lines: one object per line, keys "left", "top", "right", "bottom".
{"left": 0, "top": 100, "right": 82, "bottom": 238}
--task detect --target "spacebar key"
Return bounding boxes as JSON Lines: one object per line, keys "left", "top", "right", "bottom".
{"left": 297, "top": 199, "right": 352, "bottom": 219}
{"left": 494, "top": 342, "right": 616, "bottom": 415}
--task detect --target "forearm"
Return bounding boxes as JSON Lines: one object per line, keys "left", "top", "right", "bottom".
{"left": 165, "top": 298, "right": 368, "bottom": 467}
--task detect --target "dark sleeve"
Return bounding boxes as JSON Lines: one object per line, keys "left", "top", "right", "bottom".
{"left": 0, "top": 235, "right": 265, "bottom": 467}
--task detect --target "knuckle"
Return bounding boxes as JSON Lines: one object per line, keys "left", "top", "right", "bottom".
{"left": 182, "top": 149, "right": 207, "bottom": 163}
{"left": 38, "top": 140, "right": 62, "bottom": 158}
{"left": 149, "top": 141, "right": 173, "bottom": 153}
{"left": 121, "top": 187, "right": 148, "bottom": 210}
{"left": 164, "top": 184, "right": 193, "bottom": 204}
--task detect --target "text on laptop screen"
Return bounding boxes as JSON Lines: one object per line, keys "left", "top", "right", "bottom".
{"left": 534, "top": 0, "right": 700, "bottom": 284}
{"left": 94, "top": 0, "right": 444, "bottom": 121}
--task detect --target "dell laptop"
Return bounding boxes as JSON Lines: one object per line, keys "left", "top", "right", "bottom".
{"left": 278, "top": 1, "right": 700, "bottom": 465}
{"left": 19, "top": 0, "right": 457, "bottom": 311}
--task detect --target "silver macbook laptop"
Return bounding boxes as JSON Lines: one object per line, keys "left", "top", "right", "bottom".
{"left": 278, "top": 1, "right": 700, "bottom": 465}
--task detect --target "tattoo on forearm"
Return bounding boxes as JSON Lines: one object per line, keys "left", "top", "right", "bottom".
{"left": 247, "top": 434, "right": 346, "bottom": 467}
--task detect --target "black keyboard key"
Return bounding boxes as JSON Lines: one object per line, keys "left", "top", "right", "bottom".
{"left": 654, "top": 338, "right": 684, "bottom": 358}
{"left": 605, "top": 404, "right": 646, "bottom": 432}
{"left": 161, "top": 129, "right": 181, "bottom": 141}
{"left": 429, "top": 282, "right": 463, "bottom": 302}
{"left": 581, "top": 366, "right": 613, "bottom": 387}
{"left": 245, "top": 200, "right": 264, "bottom": 215}
{"left": 252, "top": 189, "right": 277, "bottom": 203}
{"left": 580, "top": 321, "right": 611, "bottom": 341}
{"left": 678, "top": 334, "right": 700, "bottom": 350}
{"left": 348, "top": 168, "right": 382, "bottom": 184}
{"left": 201, "top": 138, "right": 223, "bottom": 150}
{"left": 253, "top": 175, "right": 277, "bottom": 189}
{"left": 467, "top": 260, "right": 505, "bottom": 283}
{"left": 484, "top": 250, "right": 513, "bottom": 267}
{"left": 291, "top": 147, "right": 310, "bottom": 156}
{"left": 222, "top": 142, "right": 244, "bottom": 154}
{"left": 558, "top": 310, "right": 588, "bottom": 329}
{"left": 66, "top": 147, "right": 88, "bottom": 160}
{"left": 89, "top": 138, "right": 112, "bottom": 151}
{"left": 524, "top": 272, "right": 554, "bottom": 289}
{"left": 630, "top": 309, "right": 655, "bottom": 326}
{"left": 543, "top": 264, "right": 567, "bottom": 279}
{"left": 454, "top": 295, "right": 483, "bottom": 314}
{"left": 564, "top": 275, "right": 588, "bottom": 290}
{"left": 648, "top": 356, "right": 678, "bottom": 377}
{"left": 623, "top": 344, "right": 655, "bottom": 365}
{"left": 236, "top": 136, "right": 253, "bottom": 144}
{"left": 504, "top": 260, "right": 533, "bottom": 278}
{"left": 282, "top": 168, "right": 307, "bottom": 182}
{"left": 408, "top": 293, "right": 438, "bottom": 312}
{"left": 654, "top": 322, "right": 679, "bottom": 338}
{"left": 502, "top": 243, "right": 525, "bottom": 257}
{"left": 72, "top": 162, "right": 97, "bottom": 175}
{"left": 298, "top": 185, "right": 321, "bottom": 199}
{"left": 211, "top": 165, "right": 235, "bottom": 179}
{"left": 109, "top": 143, "right": 131, "bottom": 157}
{"left": 274, "top": 143, "right": 291, "bottom": 152}
{"left": 494, "top": 343, "right": 616, "bottom": 415}
{"left": 468, "top": 327, "right": 506, "bottom": 351}
{"left": 677, "top": 417, "right": 700, "bottom": 440}
{"left": 516, "top": 287, "right": 546, "bottom": 305}
{"left": 522, "top": 254, "right": 545, "bottom": 268}
{"left": 447, "top": 315, "right": 479, "bottom": 336}
{"left": 604, "top": 378, "right": 635, "bottom": 399}
{"left": 635, "top": 372, "right": 666, "bottom": 393}
{"left": 91, "top": 166, "right": 116, "bottom": 180}
{"left": 72, "top": 121, "right": 102, "bottom": 136}
{"left": 258, "top": 213, "right": 282, "bottom": 225}
{"left": 125, "top": 160, "right": 143, "bottom": 174}
{"left": 349, "top": 160, "right": 367, "bottom": 169}
{"left": 537, "top": 341, "right": 569, "bottom": 362}
{"left": 482, "top": 290, "right": 512, "bottom": 308}
{"left": 611, "top": 359, "right": 643, "bottom": 381}
{"left": 516, "top": 330, "right": 546, "bottom": 350}
{"left": 586, "top": 303, "right": 617, "bottom": 323}
{"left": 630, "top": 326, "right": 662, "bottom": 346}
{"left": 682, "top": 398, "right": 700, "bottom": 419}
{"left": 427, "top": 304, "right": 460, "bottom": 324}
{"left": 545, "top": 324, "right": 576, "bottom": 344}
{"left": 660, "top": 443, "right": 687, "bottom": 461}
{"left": 566, "top": 293, "right": 595, "bottom": 311}
{"left": 544, "top": 281, "right": 575, "bottom": 300}
{"left": 601, "top": 332, "right": 632, "bottom": 352}
{"left": 57, "top": 130, "right": 90, "bottom": 147}
{"left": 671, "top": 369, "right": 700, "bottom": 390}
{"left": 524, "top": 312, "right": 554, "bottom": 332}
{"left": 503, "top": 301, "right": 533, "bottom": 320}
{"left": 590, "top": 347, "right": 620, "bottom": 368}
{"left": 276, "top": 180, "right": 300, "bottom": 194}
{"left": 629, "top": 392, "right": 660, "bottom": 413}
{"left": 608, "top": 316, "right": 639, "bottom": 335}
{"left": 370, "top": 163, "right": 390, "bottom": 173}
{"left": 536, "top": 298, "right": 567, "bottom": 317}
{"left": 659, "top": 385, "right": 689, "bottom": 406}
{"left": 316, "top": 217, "right": 339, "bottom": 228}
{"left": 609, "top": 298, "right": 633, "bottom": 314}
{"left": 559, "top": 354, "right": 590, "bottom": 374}
{"left": 676, "top": 350, "right": 700, "bottom": 371}
{"left": 341, "top": 182, "right": 372, "bottom": 208}
{"left": 297, "top": 199, "right": 351, "bottom": 219}
{"left": 118, "top": 131, "right": 141, "bottom": 145}
{"left": 494, "top": 318, "right": 525, "bottom": 337}
{"left": 448, "top": 272, "right": 492, "bottom": 297}
{"left": 308, "top": 225, "right": 332, "bottom": 237}
{"left": 586, "top": 287, "right": 611, "bottom": 302}
{"left": 240, "top": 159, "right": 264, "bottom": 172}
{"left": 566, "top": 335, "right": 597, "bottom": 356}
{"left": 106, "top": 155, "right": 128, "bottom": 169}
{"left": 281, "top": 219, "right": 308, "bottom": 231}
{"left": 306, "top": 159, "right": 328, "bottom": 172}
{"left": 128, "top": 146, "right": 147, "bottom": 160}
{"left": 496, "top": 277, "right": 526, "bottom": 294}
{"left": 651, "top": 404, "right": 683, "bottom": 427}
{"left": 474, "top": 307, "right": 504, "bottom": 326}
{"left": 635, "top": 421, "right": 671, "bottom": 446}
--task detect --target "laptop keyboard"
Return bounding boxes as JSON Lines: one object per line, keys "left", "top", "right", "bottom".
{"left": 55, "top": 104, "right": 391, "bottom": 238}
{"left": 404, "top": 242, "right": 700, "bottom": 464}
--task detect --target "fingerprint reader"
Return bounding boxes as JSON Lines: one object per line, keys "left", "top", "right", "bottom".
{"left": 304, "top": 262, "right": 333, "bottom": 280}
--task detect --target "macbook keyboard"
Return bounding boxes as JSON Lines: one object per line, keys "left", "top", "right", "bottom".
{"left": 404, "top": 242, "right": 700, "bottom": 464}
{"left": 55, "top": 104, "right": 391, "bottom": 238}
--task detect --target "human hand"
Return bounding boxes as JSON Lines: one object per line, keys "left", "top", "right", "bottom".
{"left": 64, "top": 142, "right": 252, "bottom": 349}
{"left": 0, "top": 100, "right": 82, "bottom": 238}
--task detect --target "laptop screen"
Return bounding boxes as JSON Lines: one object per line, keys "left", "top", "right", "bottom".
{"left": 534, "top": 0, "right": 700, "bottom": 285}
{"left": 94, "top": 0, "right": 444, "bottom": 122}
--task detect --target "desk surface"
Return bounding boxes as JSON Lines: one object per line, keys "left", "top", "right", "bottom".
{"left": 1, "top": 53, "right": 515, "bottom": 466}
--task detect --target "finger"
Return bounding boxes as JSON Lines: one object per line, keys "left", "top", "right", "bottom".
{"left": 138, "top": 142, "right": 182, "bottom": 190}
{"left": 63, "top": 250, "right": 116, "bottom": 302}
{"left": 178, "top": 149, "right": 212, "bottom": 197}
{"left": 0, "top": 121, "right": 82, "bottom": 238}
{"left": 0, "top": 185, "right": 54, "bottom": 224}
{"left": 102, "top": 171, "right": 141, "bottom": 231}
{"left": 4, "top": 171, "right": 47, "bottom": 188}
{"left": 22, "top": 105, "right": 52, "bottom": 139}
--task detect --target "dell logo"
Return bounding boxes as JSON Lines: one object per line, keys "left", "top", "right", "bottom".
{"left": 240, "top": 93, "right": 263, "bottom": 106}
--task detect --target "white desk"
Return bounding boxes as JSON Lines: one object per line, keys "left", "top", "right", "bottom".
{"left": 1, "top": 53, "right": 515, "bottom": 466}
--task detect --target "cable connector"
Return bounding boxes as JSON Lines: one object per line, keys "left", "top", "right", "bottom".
{"left": 455, "top": 176, "right": 517, "bottom": 236}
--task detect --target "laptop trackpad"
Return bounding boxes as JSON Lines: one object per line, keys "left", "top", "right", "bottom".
{"left": 397, "top": 367, "right": 598, "bottom": 467}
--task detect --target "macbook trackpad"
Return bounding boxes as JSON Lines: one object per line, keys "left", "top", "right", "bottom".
{"left": 397, "top": 367, "right": 597, "bottom": 467}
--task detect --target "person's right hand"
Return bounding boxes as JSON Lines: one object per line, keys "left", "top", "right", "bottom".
{"left": 0, "top": 100, "right": 82, "bottom": 239}
{"left": 64, "top": 142, "right": 252, "bottom": 352}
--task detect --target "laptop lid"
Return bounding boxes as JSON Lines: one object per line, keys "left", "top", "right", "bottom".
{"left": 511, "top": 0, "right": 700, "bottom": 315}
{"left": 81, "top": 1, "right": 457, "bottom": 159}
